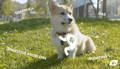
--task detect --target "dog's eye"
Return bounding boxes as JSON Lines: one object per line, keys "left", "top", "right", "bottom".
{"left": 69, "top": 12, "right": 72, "bottom": 15}
{"left": 60, "top": 12, "right": 65, "bottom": 15}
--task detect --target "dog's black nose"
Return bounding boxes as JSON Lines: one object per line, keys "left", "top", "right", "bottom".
{"left": 68, "top": 18, "right": 73, "bottom": 22}
{"left": 61, "top": 22, "right": 65, "bottom": 25}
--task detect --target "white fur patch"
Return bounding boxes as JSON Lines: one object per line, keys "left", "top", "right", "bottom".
{"left": 59, "top": 34, "right": 77, "bottom": 56}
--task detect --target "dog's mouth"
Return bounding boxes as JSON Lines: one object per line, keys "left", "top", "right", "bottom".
{"left": 61, "top": 22, "right": 72, "bottom": 25}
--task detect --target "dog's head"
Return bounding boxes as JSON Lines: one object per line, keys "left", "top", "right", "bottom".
{"left": 49, "top": 0, "right": 76, "bottom": 25}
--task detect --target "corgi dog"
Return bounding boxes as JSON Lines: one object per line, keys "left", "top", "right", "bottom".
{"left": 49, "top": 0, "right": 96, "bottom": 59}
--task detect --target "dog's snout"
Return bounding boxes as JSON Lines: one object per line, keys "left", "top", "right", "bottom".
{"left": 68, "top": 18, "right": 73, "bottom": 22}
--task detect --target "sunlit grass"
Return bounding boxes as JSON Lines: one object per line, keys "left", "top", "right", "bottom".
{"left": 0, "top": 18, "right": 120, "bottom": 69}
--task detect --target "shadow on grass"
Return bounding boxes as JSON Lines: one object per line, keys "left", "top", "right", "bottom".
{"left": 21, "top": 54, "right": 64, "bottom": 69}
{"left": 0, "top": 18, "right": 50, "bottom": 34}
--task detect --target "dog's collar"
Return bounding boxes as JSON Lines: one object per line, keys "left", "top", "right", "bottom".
{"left": 56, "top": 29, "right": 74, "bottom": 36}
{"left": 56, "top": 32, "right": 69, "bottom": 35}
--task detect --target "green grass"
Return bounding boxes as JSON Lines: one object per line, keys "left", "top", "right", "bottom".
{"left": 0, "top": 18, "right": 120, "bottom": 69}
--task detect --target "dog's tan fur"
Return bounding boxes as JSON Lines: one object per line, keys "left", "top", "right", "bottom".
{"left": 49, "top": 0, "right": 96, "bottom": 59}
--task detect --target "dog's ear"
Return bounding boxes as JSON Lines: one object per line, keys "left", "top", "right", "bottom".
{"left": 67, "top": 0, "right": 76, "bottom": 9}
{"left": 67, "top": 4, "right": 73, "bottom": 9}
{"left": 49, "top": 0, "right": 59, "bottom": 12}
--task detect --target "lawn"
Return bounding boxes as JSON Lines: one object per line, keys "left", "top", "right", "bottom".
{"left": 0, "top": 18, "right": 120, "bottom": 69}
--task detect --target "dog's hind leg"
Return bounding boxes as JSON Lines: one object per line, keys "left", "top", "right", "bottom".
{"left": 68, "top": 47, "right": 77, "bottom": 58}
{"left": 86, "top": 37, "right": 96, "bottom": 53}
{"left": 80, "top": 40, "right": 86, "bottom": 54}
